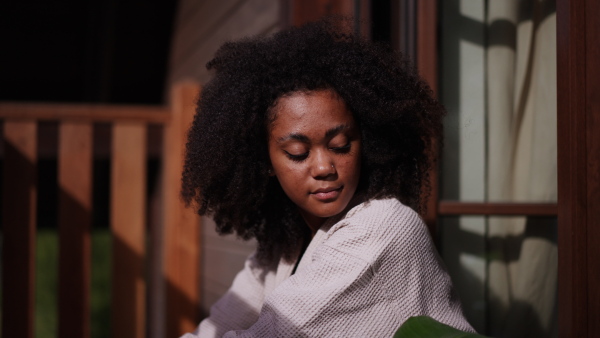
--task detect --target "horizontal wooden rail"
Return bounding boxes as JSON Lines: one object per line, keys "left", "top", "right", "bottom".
{"left": 438, "top": 201, "right": 558, "bottom": 216}
{"left": 0, "top": 102, "right": 171, "bottom": 124}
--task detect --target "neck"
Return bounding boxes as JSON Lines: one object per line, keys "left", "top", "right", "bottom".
{"left": 298, "top": 210, "right": 327, "bottom": 237}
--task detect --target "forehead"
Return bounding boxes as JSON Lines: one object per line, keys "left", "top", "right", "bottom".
{"left": 269, "top": 89, "right": 355, "bottom": 136}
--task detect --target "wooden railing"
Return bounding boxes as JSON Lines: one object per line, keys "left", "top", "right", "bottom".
{"left": 0, "top": 82, "right": 201, "bottom": 338}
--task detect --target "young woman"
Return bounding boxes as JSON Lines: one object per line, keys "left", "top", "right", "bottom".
{"left": 181, "top": 19, "right": 474, "bottom": 337}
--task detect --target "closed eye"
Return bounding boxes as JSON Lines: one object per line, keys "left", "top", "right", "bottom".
{"left": 330, "top": 143, "right": 351, "bottom": 154}
{"left": 285, "top": 150, "right": 308, "bottom": 162}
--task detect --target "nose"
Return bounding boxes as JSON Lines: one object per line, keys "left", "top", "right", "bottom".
{"left": 310, "top": 149, "right": 336, "bottom": 179}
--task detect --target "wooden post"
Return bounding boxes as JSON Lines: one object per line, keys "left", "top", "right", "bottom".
{"left": 416, "top": 0, "right": 439, "bottom": 238}
{"left": 58, "top": 122, "right": 92, "bottom": 338}
{"left": 2, "top": 121, "right": 37, "bottom": 338}
{"left": 557, "top": 0, "right": 600, "bottom": 336}
{"left": 164, "top": 82, "right": 201, "bottom": 338}
{"left": 416, "top": 0, "right": 438, "bottom": 93}
{"left": 111, "top": 123, "right": 147, "bottom": 338}
{"left": 586, "top": 2, "right": 600, "bottom": 333}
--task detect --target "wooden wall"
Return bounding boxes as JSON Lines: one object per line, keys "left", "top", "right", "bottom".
{"left": 166, "top": 0, "right": 281, "bottom": 317}
{"left": 168, "top": 0, "right": 281, "bottom": 86}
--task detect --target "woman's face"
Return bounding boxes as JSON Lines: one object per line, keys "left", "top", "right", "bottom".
{"left": 268, "top": 89, "right": 362, "bottom": 232}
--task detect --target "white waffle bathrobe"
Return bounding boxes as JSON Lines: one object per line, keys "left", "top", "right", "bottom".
{"left": 182, "top": 198, "right": 474, "bottom": 337}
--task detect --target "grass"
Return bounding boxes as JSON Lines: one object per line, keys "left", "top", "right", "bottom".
{"left": 35, "top": 229, "right": 58, "bottom": 338}
{"left": 34, "top": 228, "right": 111, "bottom": 338}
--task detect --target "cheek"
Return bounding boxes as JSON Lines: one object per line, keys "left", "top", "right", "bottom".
{"left": 340, "top": 150, "right": 362, "bottom": 180}
{"left": 268, "top": 149, "right": 285, "bottom": 172}
{"left": 276, "top": 171, "right": 308, "bottom": 203}
{"left": 345, "top": 161, "right": 361, "bottom": 184}
{"left": 271, "top": 161, "right": 306, "bottom": 188}
{"left": 271, "top": 156, "right": 303, "bottom": 175}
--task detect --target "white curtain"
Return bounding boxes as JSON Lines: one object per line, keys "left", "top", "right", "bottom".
{"left": 486, "top": 1, "right": 557, "bottom": 337}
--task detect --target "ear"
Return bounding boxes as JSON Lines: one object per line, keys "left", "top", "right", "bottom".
{"left": 267, "top": 165, "right": 276, "bottom": 176}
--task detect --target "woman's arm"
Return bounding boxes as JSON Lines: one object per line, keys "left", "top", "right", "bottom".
{"left": 224, "top": 244, "right": 382, "bottom": 337}
{"left": 181, "top": 254, "right": 271, "bottom": 338}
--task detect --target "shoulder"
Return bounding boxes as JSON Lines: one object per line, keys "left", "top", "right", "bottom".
{"left": 334, "top": 197, "right": 428, "bottom": 242}
{"left": 346, "top": 198, "right": 422, "bottom": 226}
{"left": 320, "top": 198, "right": 432, "bottom": 263}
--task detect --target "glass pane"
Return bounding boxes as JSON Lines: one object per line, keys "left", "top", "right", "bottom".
{"left": 439, "top": 0, "right": 557, "bottom": 204}
{"left": 438, "top": 1, "right": 558, "bottom": 337}
{"left": 439, "top": 215, "right": 557, "bottom": 337}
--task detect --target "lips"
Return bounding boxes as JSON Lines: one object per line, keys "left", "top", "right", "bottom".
{"left": 311, "top": 186, "right": 343, "bottom": 201}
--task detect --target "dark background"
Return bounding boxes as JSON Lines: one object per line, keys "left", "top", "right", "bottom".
{"left": 0, "top": 0, "right": 179, "bottom": 230}
{"left": 0, "top": 0, "right": 178, "bottom": 104}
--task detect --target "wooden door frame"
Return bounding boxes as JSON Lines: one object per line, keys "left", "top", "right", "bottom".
{"left": 556, "top": 0, "right": 600, "bottom": 336}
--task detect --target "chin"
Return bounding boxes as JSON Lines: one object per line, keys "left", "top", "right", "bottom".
{"left": 312, "top": 202, "right": 349, "bottom": 218}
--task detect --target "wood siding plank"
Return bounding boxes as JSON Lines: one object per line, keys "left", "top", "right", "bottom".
{"left": 169, "top": 0, "right": 279, "bottom": 85}
{"left": 2, "top": 121, "right": 37, "bottom": 338}
{"left": 170, "top": 0, "right": 245, "bottom": 68}
{"left": 164, "top": 83, "right": 201, "bottom": 338}
{"left": 58, "top": 122, "right": 93, "bottom": 338}
{"left": 111, "top": 123, "right": 147, "bottom": 338}
{"left": 291, "top": 0, "right": 354, "bottom": 26}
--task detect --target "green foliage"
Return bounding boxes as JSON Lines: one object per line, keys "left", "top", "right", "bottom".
{"left": 33, "top": 229, "right": 111, "bottom": 338}
{"left": 91, "top": 229, "right": 111, "bottom": 338}
{"left": 36, "top": 230, "right": 58, "bottom": 338}
{"left": 394, "top": 316, "right": 488, "bottom": 338}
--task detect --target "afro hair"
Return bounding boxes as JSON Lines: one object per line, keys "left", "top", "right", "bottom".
{"left": 182, "top": 18, "right": 445, "bottom": 263}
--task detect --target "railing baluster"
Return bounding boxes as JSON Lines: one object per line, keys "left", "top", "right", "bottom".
{"left": 2, "top": 121, "right": 37, "bottom": 338}
{"left": 164, "top": 83, "right": 201, "bottom": 338}
{"left": 58, "top": 122, "right": 92, "bottom": 338}
{"left": 111, "top": 123, "right": 147, "bottom": 338}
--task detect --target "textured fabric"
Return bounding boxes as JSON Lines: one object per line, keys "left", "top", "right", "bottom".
{"left": 486, "top": 1, "right": 557, "bottom": 336}
{"left": 182, "top": 198, "right": 474, "bottom": 337}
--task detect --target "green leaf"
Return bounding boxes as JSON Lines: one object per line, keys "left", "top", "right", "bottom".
{"left": 393, "top": 316, "right": 488, "bottom": 338}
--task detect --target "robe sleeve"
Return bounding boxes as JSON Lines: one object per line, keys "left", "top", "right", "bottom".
{"left": 224, "top": 244, "right": 380, "bottom": 338}
{"left": 181, "top": 254, "right": 270, "bottom": 338}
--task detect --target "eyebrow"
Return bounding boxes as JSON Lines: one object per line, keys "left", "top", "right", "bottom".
{"left": 277, "top": 124, "right": 351, "bottom": 143}
{"left": 278, "top": 133, "right": 310, "bottom": 143}
{"left": 325, "top": 124, "right": 350, "bottom": 138}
